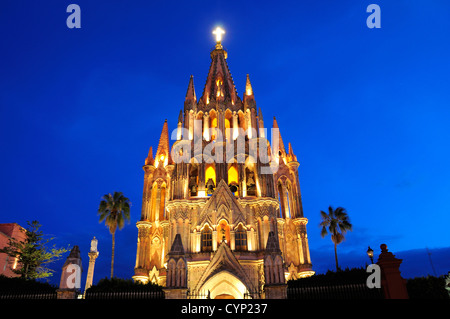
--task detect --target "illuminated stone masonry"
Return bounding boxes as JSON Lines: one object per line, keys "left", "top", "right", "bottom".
{"left": 133, "top": 28, "right": 314, "bottom": 299}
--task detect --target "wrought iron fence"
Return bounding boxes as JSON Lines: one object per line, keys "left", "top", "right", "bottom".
{"left": 287, "top": 283, "right": 384, "bottom": 299}
{"left": 187, "top": 289, "right": 210, "bottom": 299}
{"left": 0, "top": 285, "right": 383, "bottom": 300}
{"left": 0, "top": 291, "right": 57, "bottom": 300}
{"left": 84, "top": 290, "right": 165, "bottom": 299}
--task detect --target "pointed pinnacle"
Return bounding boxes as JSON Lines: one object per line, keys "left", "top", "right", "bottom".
{"left": 245, "top": 74, "right": 253, "bottom": 96}
{"left": 258, "top": 107, "right": 263, "bottom": 121}
{"left": 288, "top": 142, "right": 297, "bottom": 162}
{"left": 155, "top": 120, "right": 170, "bottom": 160}
{"left": 145, "top": 146, "right": 154, "bottom": 165}
{"left": 185, "top": 75, "right": 196, "bottom": 102}
{"left": 273, "top": 117, "right": 286, "bottom": 153}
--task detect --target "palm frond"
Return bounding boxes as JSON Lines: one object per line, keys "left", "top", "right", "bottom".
{"left": 320, "top": 226, "right": 328, "bottom": 238}
{"left": 320, "top": 210, "right": 329, "bottom": 220}
{"left": 98, "top": 191, "right": 131, "bottom": 232}
{"left": 319, "top": 205, "right": 353, "bottom": 245}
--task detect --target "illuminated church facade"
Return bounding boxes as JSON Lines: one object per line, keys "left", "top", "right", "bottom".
{"left": 133, "top": 28, "right": 314, "bottom": 299}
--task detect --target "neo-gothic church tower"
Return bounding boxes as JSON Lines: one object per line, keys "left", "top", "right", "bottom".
{"left": 133, "top": 28, "right": 314, "bottom": 299}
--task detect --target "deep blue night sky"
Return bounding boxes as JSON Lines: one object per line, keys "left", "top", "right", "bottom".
{"left": 1, "top": 1, "right": 449, "bottom": 287}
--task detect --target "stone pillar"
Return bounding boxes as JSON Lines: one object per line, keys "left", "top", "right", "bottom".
{"left": 134, "top": 221, "right": 152, "bottom": 281}
{"left": 376, "top": 244, "right": 409, "bottom": 299}
{"left": 83, "top": 237, "right": 99, "bottom": 297}
{"left": 57, "top": 246, "right": 83, "bottom": 299}
{"left": 230, "top": 230, "right": 235, "bottom": 250}
{"left": 212, "top": 230, "right": 218, "bottom": 251}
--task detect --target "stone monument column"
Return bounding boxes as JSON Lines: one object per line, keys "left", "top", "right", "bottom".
{"left": 57, "top": 245, "right": 83, "bottom": 299}
{"left": 84, "top": 237, "right": 99, "bottom": 296}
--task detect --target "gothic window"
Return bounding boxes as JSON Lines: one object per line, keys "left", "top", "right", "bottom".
{"left": 176, "top": 259, "right": 186, "bottom": 287}
{"left": 277, "top": 180, "right": 291, "bottom": 219}
{"left": 225, "top": 109, "right": 232, "bottom": 140}
{"left": 235, "top": 224, "right": 247, "bottom": 251}
{"left": 286, "top": 188, "right": 291, "bottom": 219}
{"left": 217, "top": 219, "right": 230, "bottom": 245}
{"left": 277, "top": 192, "right": 283, "bottom": 218}
{"left": 150, "top": 183, "right": 158, "bottom": 221}
{"left": 216, "top": 77, "right": 224, "bottom": 98}
{"left": 201, "top": 225, "right": 212, "bottom": 252}
{"left": 160, "top": 185, "right": 166, "bottom": 220}
{"left": 237, "top": 111, "right": 246, "bottom": 132}
{"left": 210, "top": 110, "right": 217, "bottom": 141}
{"left": 194, "top": 112, "right": 203, "bottom": 141}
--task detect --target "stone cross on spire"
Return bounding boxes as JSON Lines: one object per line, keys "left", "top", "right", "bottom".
{"left": 212, "top": 27, "right": 225, "bottom": 43}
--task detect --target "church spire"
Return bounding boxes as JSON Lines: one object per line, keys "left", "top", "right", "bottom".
{"left": 273, "top": 116, "right": 286, "bottom": 156}
{"left": 245, "top": 74, "right": 254, "bottom": 97}
{"left": 184, "top": 75, "right": 197, "bottom": 111}
{"left": 185, "top": 75, "right": 196, "bottom": 102}
{"left": 243, "top": 74, "right": 256, "bottom": 109}
{"left": 155, "top": 119, "right": 171, "bottom": 167}
{"left": 200, "top": 27, "right": 240, "bottom": 108}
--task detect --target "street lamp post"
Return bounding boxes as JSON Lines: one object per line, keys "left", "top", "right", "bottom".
{"left": 366, "top": 246, "right": 374, "bottom": 264}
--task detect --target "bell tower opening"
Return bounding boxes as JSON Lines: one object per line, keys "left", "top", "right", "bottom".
{"left": 205, "top": 164, "right": 216, "bottom": 195}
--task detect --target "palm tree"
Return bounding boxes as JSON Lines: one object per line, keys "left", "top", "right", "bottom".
{"left": 98, "top": 192, "right": 131, "bottom": 278}
{"left": 319, "top": 206, "right": 352, "bottom": 271}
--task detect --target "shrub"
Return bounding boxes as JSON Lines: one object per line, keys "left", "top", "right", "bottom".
{"left": 0, "top": 275, "right": 57, "bottom": 293}
{"left": 406, "top": 276, "right": 449, "bottom": 299}
{"left": 288, "top": 267, "right": 370, "bottom": 287}
{"left": 86, "top": 277, "right": 162, "bottom": 293}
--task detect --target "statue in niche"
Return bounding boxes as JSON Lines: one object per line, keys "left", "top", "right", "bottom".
{"left": 206, "top": 178, "right": 215, "bottom": 195}
{"left": 246, "top": 171, "right": 256, "bottom": 195}
{"left": 190, "top": 183, "right": 197, "bottom": 196}
{"left": 221, "top": 228, "right": 226, "bottom": 243}
{"left": 189, "top": 175, "right": 198, "bottom": 196}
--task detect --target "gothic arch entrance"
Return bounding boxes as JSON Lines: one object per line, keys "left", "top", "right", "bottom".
{"left": 200, "top": 271, "right": 248, "bottom": 299}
